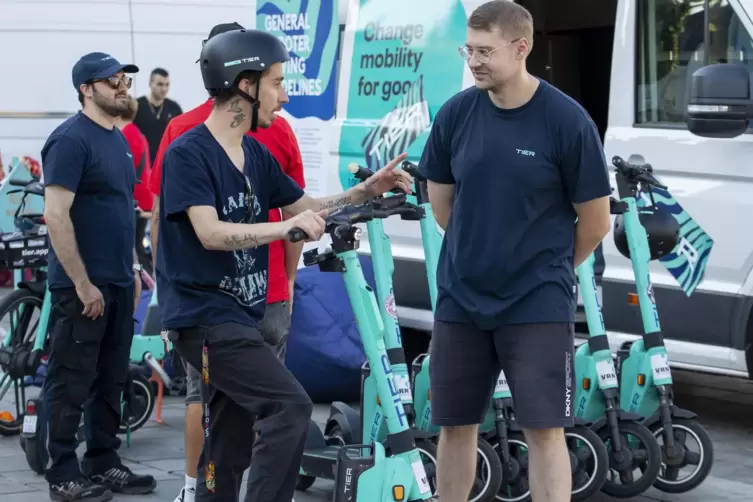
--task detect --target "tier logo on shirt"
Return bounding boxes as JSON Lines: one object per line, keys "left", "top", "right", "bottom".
{"left": 218, "top": 186, "right": 266, "bottom": 308}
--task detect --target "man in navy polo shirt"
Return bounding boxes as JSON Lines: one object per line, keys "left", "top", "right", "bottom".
{"left": 41, "top": 52, "right": 156, "bottom": 501}
{"left": 419, "top": 2, "right": 612, "bottom": 502}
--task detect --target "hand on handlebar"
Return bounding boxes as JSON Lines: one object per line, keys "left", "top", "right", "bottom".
{"left": 284, "top": 209, "right": 327, "bottom": 243}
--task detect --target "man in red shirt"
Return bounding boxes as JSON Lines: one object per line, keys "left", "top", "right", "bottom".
{"left": 116, "top": 96, "right": 154, "bottom": 274}
{"left": 149, "top": 23, "right": 305, "bottom": 502}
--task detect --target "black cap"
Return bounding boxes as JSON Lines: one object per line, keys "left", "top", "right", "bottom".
{"left": 72, "top": 52, "right": 139, "bottom": 89}
{"left": 197, "top": 22, "right": 246, "bottom": 63}
{"left": 207, "top": 22, "right": 245, "bottom": 39}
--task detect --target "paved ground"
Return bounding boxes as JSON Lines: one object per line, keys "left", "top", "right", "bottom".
{"left": 1, "top": 380, "right": 753, "bottom": 502}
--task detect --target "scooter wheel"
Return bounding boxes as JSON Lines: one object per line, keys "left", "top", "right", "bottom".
{"left": 598, "top": 421, "right": 661, "bottom": 498}
{"left": 647, "top": 418, "right": 714, "bottom": 493}
{"left": 567, "top": 426, "right": 608, "bottom": 501}
{"left": 21, "top": 415, "right": 49, "bottom": 475}
{"left": 471, "top": 438, "right": 504, "bottom": 502}
{"left": 489, "top": 432, "right": 531, "bottom": 502}
{"left": 295, "top": 475, "right": 316, "bottom": 491}
{"left": 118, "top": 370, "right": 155, "bottom": 434}
{"left": 414, "top": 437, "right": 502, "bottom": 502}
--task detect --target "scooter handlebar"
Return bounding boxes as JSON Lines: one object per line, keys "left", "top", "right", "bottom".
{"left": 347, "top": 162, "right": 410, "bottom": 195}
{"left": 611, "top": 156, "right": 667, "bottom": 190}
{"left": 400, "top": 160, "right": 425, "bottom": 181}
{"left": 288, "top": 193, "right": 411, "bottom": 243}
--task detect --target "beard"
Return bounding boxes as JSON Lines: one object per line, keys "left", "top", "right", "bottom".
{"left": 92, "top": 87, "right": 129, "bottom": 118}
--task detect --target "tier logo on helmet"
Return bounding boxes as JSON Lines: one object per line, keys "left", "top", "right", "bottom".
{"left": 224, "top": 56, "right": 260, "bottom": 67}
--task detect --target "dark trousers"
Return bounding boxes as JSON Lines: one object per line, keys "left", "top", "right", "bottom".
{"left": 171, "top": 322, "right": 313, "bottom": 502}
{"left": 42, "top": 285, "right": 134, "bottom": 484}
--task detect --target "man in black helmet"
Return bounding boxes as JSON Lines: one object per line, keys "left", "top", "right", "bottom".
{"left": 156, "top": 28, "right": 412, "bottom": 501}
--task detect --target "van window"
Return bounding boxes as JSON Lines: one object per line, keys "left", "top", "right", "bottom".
{"left": 635, "top": 0, "right": 753, "bottom": 126}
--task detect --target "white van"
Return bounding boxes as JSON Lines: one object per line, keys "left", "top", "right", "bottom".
{"left": 330, "top": 0, "right": 753, "bottom": 378}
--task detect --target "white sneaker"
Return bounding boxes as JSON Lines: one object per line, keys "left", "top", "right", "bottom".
{"left": 174, "top": 487, "right": 186, "bottom": 502}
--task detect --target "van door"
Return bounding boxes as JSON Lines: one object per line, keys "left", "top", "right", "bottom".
{"left": 602, "top": 0, "right": 753, "bottom": 372}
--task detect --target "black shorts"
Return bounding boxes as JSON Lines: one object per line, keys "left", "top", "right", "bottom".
{"left": 429, "top": 321, "right": 575, "bottom": 429}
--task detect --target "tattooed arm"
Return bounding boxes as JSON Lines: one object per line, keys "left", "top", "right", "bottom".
{"left": 281, "top": 153, "right": 411, "bottom": 216}
{"left": 186, "top": 206, "right": 289, "bottom": 251}
{"left": 281, "top": 180, "right": 373, "bottom": 216}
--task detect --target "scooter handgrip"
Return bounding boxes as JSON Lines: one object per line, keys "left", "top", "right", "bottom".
{"left": 612, "top": 156, "right": 627, "bottom": 169}
{"left": 288, "top": 228, "right": 307, "bottom": 243}
{"left": 347, "top": 162, "right": 374, "bottom": 182}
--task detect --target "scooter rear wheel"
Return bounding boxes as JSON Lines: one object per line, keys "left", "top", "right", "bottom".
{"left": 489, "top": 432, "right": 531, "bottom": 502}
{"left": 647, "top": 418, "right": 713, "bottom": 493}
{"left": 118, "top": 370, "right": 155, "bottom": 434}
{"left": 419, "top": 438, "right": 503, "bottom": 502}
{"left": 567, "top": 426, "right": 608, "bottom": 501}
{"left": 597, "top": 420, "right": 662, "bottom": 498}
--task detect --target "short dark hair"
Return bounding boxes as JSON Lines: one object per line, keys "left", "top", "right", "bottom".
{"left": 150, "top": 68, "right": 169, "bottom": 80}
{"left": 467, "top": 1, "right": 534, "bottom": 49}
{"left": 212, "top": 70, "right": 260, "bottom": 107}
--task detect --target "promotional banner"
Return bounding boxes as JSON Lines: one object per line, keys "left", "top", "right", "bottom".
{"left": 257, "top": 0, "right": 340, "bottom": 197}
{"left": 336, "top": 0, "right": 468, "bottom": 191}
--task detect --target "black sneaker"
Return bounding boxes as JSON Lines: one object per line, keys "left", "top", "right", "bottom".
{"left": 49, "top": 478, "right": 113, "bottom": 501}
{"left": 88, "top": 465, "right": 157, "bottom": 494}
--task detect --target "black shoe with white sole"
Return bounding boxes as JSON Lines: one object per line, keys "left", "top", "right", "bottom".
{"left": 49, "top": 478, "right": 113, "bottom": 501}
{"left": 88, "top": 465, "right": 157, "bottom": 494}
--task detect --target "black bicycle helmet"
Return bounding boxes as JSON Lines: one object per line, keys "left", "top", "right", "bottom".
{"left": 613, "top": 206, "right": 680, "bottom": 261}
{"left": 199, "top": 29, "right": 289, "bottom": 131}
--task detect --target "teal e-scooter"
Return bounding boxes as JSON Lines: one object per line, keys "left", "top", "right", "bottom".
{"left": 574, "top": 206, "right": 662, "bottom": 498}
{"left": 295, "top": 172, "right": 443, "bottom": 494}
{"left": 345, "top": 163, "right": 503, "bottom": 502}
{"left": 610, "top": 155, "right": 714, "bottom": 493}
{"left": 292, "top": 197, "right": 434, "bottom": 502}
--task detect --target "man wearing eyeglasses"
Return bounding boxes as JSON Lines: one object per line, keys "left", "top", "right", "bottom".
{"left": 418, "top": 2, "right": 612, "bottom": 502}
{"left": 40, "top": 52, "right": 157, "bottom": 501}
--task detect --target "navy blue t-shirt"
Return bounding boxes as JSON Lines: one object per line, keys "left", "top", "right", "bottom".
{"left": 156, "top": 124, "right": 305, "bottom": 330}
{"left": 41, "top": 112, "right": 137, "bottom": 290}
{"left": 419, "top": 79, "right": 611, "bottom": 330}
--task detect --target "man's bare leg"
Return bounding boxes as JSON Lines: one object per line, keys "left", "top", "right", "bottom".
{"left": 524, "top": 428, "right": 571, "bottom": 502}
{"left": 437, "top": 425, "right": 478, "bottom": 502}
{"left": 185, "top": 403, "right": 204, "bottom": 477}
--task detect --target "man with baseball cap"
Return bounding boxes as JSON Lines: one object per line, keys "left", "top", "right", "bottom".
{"left": 41, "top": 52, "right": 156, "bottom": 501}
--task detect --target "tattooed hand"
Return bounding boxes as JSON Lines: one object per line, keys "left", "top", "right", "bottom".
{"left": 363, "top": 152, "right": 413, "bottom": 198}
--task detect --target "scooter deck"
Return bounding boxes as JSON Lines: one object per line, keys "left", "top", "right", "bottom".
{"left": 300, "top": 446, "right": 340, "bottom": 480}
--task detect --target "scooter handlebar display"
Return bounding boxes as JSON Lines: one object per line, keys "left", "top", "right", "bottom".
{"left": 288, "top": 194, "right": 410, "bottom": 243}
{"left": 611, "top": 156, "right": 667, "bottom": 190}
